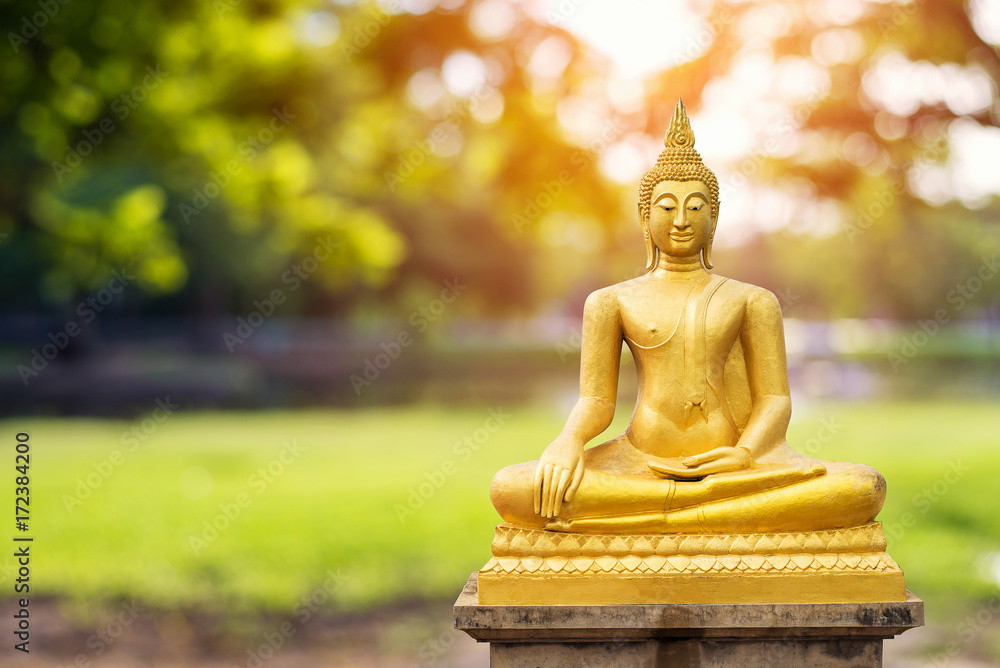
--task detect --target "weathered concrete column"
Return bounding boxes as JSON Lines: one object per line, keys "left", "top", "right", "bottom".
{"left": 454, "top": 574, "right": 923, "bottom": 667}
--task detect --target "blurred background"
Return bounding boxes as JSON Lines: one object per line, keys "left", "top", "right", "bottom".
{"left": 1, "top": 0, "right": 1000, "bottom": 665}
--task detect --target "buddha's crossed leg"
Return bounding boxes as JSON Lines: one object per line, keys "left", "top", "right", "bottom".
{"left": 490, "top": 441, "right": 885, "bottom": 534}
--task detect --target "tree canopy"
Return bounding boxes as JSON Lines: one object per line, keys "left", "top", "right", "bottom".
{"left": 2, "top": 0, "right": 999, "bottom": 320}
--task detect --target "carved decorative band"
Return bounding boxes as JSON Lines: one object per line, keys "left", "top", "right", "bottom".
{"left": 480, "top": 551, "right": 900, "bottom": 576}
{"left": 492, "top": 522, "right": 889, "bottom": 559}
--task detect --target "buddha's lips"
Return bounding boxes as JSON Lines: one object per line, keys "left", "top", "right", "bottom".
{"left": 670, "top": 233, "right": 695, "bottom": 241}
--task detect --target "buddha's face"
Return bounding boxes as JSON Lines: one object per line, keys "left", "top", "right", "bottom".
{"left": 647, "top": 180, "right": 714, "bottom": 260}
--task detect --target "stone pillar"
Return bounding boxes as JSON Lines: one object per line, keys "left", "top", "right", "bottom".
{"left": 454, "top": 574, "right": 923, "bottom": 667}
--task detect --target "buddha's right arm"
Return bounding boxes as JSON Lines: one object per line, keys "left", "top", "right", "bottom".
{"left": 534, "top": 288, "right": 622, "bottom": 517}
{"left": 557, "top": 396, "right": 616, "bottom": 445}
{"left": 563, "top": 287, "right": 622, "bottom": 444}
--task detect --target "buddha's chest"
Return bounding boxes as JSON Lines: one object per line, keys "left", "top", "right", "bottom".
{"left": 619, "top": 287, "right": 744, "bottom": 350}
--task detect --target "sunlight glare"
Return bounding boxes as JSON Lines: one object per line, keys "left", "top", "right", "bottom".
{"left": 536, "top": 0, "right": 710, "bottom": 77}
{"left": 969, "top": 0, "right": 1000, "bottom": 45}
{"left": 862, "top": 52, "right": 995, "bottom": 117}
{"left": 406, "top": 69, "right": 446, "bottom": 110}
{"left": 469, "top": 0, "right": 517, "bottom": 41}
{"left": 442, "top": 50, "right": 488, "bottom": 96}
{"left": 599, "top": 135, "right": 651, "bottom": 185}
{"left": 295, "top": 11, "right": 340, "bottom": 47}
{"left": 948, "top": 118, "right": 1000, "bottom": 207}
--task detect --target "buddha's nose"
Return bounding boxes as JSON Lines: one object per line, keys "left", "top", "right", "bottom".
{"left": 675, "top": 211, "right": 689, "bottom": 229}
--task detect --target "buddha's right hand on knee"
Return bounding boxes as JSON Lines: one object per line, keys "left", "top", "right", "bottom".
{"left": 534, "top": 436, "right": 585, "bottom": 519}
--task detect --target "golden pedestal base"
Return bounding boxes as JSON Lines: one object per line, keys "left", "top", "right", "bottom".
{"left": 477, "top": 522, "right": 907, "bottom": 605}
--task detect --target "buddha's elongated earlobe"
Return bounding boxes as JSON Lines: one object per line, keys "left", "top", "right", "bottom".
{"left": 640, "top": 203, "right": 656, "bottom": 271}
{"left": 701, "top": 214, "right": 719, "bottom": 270}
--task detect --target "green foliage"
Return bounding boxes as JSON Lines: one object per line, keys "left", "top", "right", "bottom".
{"left": 0, "top": 0, "right": 629, "bottom": 316}
{"left": 7, "top": 402, "right": 1000, "bottom": 617}
{"left": 691, "top": 0, "right": 1000, "bottom": 318}
{"left": 4, "top": 0, "right": 1000, "bottom": 319}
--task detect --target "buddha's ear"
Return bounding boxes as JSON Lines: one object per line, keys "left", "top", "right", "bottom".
{"left": 639, "top": 203, "right": 656, "bottom": 272}
{"left": 702, "top": 211, "right": 719, "bottom": 270}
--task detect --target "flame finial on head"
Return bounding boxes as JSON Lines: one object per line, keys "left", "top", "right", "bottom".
{"left": 664, "top": 99, "right": 695, "bottom": 149}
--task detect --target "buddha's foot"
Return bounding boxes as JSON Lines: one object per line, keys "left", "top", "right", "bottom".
{"left": 544, "top": 518, "right": 572, "bottom": 532}
{"left": 546, "top": 511, "right": 664, "bottom": 534}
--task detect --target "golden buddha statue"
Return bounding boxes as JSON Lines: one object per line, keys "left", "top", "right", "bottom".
{"left": 478, "top": 101, "right": 906, "bottom": 605}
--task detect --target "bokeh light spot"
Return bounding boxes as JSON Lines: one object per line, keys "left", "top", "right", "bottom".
{"left": 407, "top": 68, "right": 446, "bottom": 110}
{"left": 296, "top": 11, "right": 340, "bottom": 47}
{"left": 442, "top": 50, "right": 488, "bottom": 97}
{"left": 469, "top": 0, "right": 516, "bottom": 41}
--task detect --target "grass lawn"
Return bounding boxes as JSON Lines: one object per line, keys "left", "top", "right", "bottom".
{"left": 4, "top": 400, "right": 1000, "bottom": 623}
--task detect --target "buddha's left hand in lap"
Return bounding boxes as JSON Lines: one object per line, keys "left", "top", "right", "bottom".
{"left": 648, "top": 446, "right": 752, "bottom": 479}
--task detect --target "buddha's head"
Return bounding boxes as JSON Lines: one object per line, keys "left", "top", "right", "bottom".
{"left": 638, "top": 100, "right": 720, "bottom": 270}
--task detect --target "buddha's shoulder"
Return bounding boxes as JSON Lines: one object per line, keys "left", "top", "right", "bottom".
{"left": 716, "top": 277, "right": 782, "bottom": 310}
{"left": 591, "top": 275, "right": 651, "bottom": 304}
{"left": 588, "top": 275, "right": 782, "bottom": 310}
{"left": 582, "top": 284, "right": 622, "bottom": 315}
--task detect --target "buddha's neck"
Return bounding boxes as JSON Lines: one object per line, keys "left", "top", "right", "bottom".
{"left": 656, "top": 254, "right": 705, "bottom": 275}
